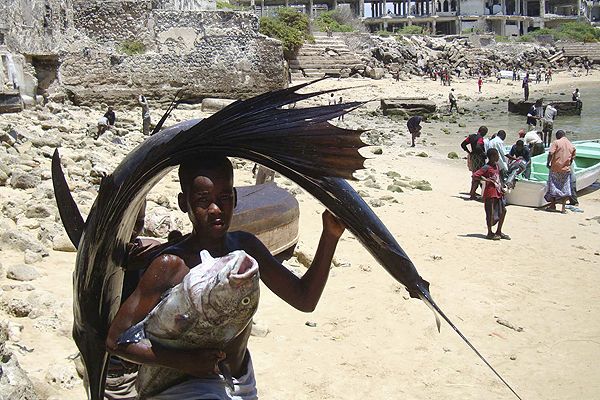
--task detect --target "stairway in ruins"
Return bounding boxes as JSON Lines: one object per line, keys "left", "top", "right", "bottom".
{"left": 559, "top": 42, "right": 600, "bottom": 62}
{"left": 289, "top": 32, "right": 364, "bottom": 78}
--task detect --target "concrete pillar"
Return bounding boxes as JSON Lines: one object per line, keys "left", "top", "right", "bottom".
{"left": 284, "top": 0, "right": 288, "bottom": 6}
{"left": 501, "top": 18, "right": 506, "bottom": 35}
{"left": 578, "top": 0, "right": 581, "bottom": 17}
{"left": 359, "top": 0, "right": 364, "bottom": 17}
{"left": 432, "top": 18, "right": 436, "bottom": 33}
{"left": 539, "top": 0, "right": 544, "bottom": 27}
{"left": 383, "top": 0, "right": 387, "bottom": 15}
{"left": 332, "top": 0, "right": 337, "bottom": 10}
{"left": 426, "top": 0, "right": 430, "bottom": 15}
{"left": 501, "top": 0, "right": 506, "bottom": 14}
{"left": 515, "top": 0, "right": 520, "bottom": 14}
{"left": 307, "top": 0, "right": 313, "bottom": 18}
{"left": 523, "top": 0, "right": 528, "bottom": 16}
{"left": 455, "top": 17, "right": 460, "bottom": 33}
{"left": 261, "top": 0, "right": 264, "bottom": 16}
{"left": 432, "top": 0, "right": 437, "bottom": 15}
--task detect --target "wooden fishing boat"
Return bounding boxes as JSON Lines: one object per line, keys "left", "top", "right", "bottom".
{"left": 505, "top": 141, "right": 600, "bottom": 207}
{"left": 230, "top": 182, "right": 299, "bottom": 256}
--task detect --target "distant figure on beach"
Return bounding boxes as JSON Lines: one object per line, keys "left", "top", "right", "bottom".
{"left": 104, "top": 106, "right": 116, "bottom": 128}
{"left": 545, "top": 68, "right": 552, "bottom": 84}
{"left": 449, "top": 88, "right": 458, "bottom": 113}
{"left": 138, "top": 95, "right": 151, "bottom": 136}
{"left": 472, "top": 148, "right": 510, "bottom": 240}
{"left": 477, "top": 77, "right": 483, "bottom": 93}
{"left": 328, "top": 93, "right": 336, "bottom": 105}
{"left": 526, "top": 99, "right": 543, "bottom": 131}
{"left": 407, "top": 115, "right": 423, "bottom": 148}
{"left": 512, "top": 67, "right": 518, "bottom": 81}
{"left": 542, "top": 103, "right": 558, "bottom": 147}
{"left": 96, "top": 116, "right": 109, "bottom": 139}
{"left": 535, "top": 69, "right": 542, "bottom": 84}
{"left": 522, "top": 73, "right": 530, "bottom": 101}
{"left": 496, "top": 70, "right": 501, "bottom": 84}
{"left": 461, "top": 125, "right": 488, "bottom": 200}
{"left": 544, "top": 130, "right": 576, "bottom": 213}
{"left": 572, "top": 88, "right": 582, "bottom": 110}
{"left": 338, "top": 96, "right": 344, "bottom": 121}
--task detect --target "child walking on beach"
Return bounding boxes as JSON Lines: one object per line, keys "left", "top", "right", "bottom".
{"left": 472, "top": 148, "right": 510, "bottom": 240}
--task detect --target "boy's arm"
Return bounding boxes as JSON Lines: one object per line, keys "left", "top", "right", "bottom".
{"left": 106, "top": 254, "right": 224, "bottom": 376}
{"left": 461, "top": 137, "right": 471, "bottom": 153}
{"left": 243, "top": 210, "right": 344, "bottom": 312}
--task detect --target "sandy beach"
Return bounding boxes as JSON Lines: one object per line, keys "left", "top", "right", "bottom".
{"left": 1, "top": 69, "right": 600, "bottom": 400}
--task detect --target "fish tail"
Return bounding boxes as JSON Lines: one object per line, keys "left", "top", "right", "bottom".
{"left": 52, "top": 149, "right": 85, "bottom": 248}
{"left": 416, "top": 283, "right": 524, "bottom": 400}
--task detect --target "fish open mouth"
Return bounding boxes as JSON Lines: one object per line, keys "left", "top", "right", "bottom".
{"left": 229, "top": 256, "right": 259, "bottom": 286}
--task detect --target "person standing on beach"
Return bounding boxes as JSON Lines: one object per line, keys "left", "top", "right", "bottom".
{"left": 477, "top": 77, "right": 483, "bottom": 93}
{"left": 449, "top": 88, "right": 458, "bottom": 113}
{"left": 526, "top": 99, "right": 543, "bottom": 131}
{"left": 542, "top": 102, "right": 557, "bottom": 147}
{"left": 522, "top": 73, "right": 530, "bottom": 101}
{"left": 488, "top": 130, "right": 508, "bottom": 180}
{"left": 472, "top": 148, "right": 510, "bottom": 240}
{"left": 572, "top": 88, "right": 582, "bottom": 110}
{"left": 545, "top": 68, "right": 552, "bottom": 84}
{"left": 461, "top": 125, "right": 488, "bottom": 200}
{"left": 139, "top": 95, "right": 151, "bottom": 136}
{"left": 407, "top": 115, "right": 423, "bottom": 148}
{"left": 104, "top": 107, "right": 116, "bottom": 129}
{"left": 544, "top": 130, "right": 576, "bottom": 213}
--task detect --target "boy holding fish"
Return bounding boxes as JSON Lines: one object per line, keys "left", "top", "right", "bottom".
{"left": 106, "top": 155, "right": 345, "bottom": 399}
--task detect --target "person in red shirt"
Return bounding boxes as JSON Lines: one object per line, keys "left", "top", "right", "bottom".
{"left": 461, "top": 126, "right": 488, "bottom": 200}
{"left": 477, "top": 77, "right": 483, "bottom": 93}
{"left": 472, "top": 148, "right": 510, "bottom": 240}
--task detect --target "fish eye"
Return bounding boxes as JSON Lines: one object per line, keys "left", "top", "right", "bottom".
{"left": 241, "top": 297, "right": 250, "bottom": 306}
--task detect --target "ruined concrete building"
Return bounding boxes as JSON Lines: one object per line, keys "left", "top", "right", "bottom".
{"left": 240, "top": 0, "right": 588, "bottom": 35}
{"left": 0, "top": 0, "right": 286, "bottom": 112}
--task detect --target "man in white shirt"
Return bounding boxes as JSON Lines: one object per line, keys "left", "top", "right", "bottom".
{"left": 489, "top": 130, "right": 508, "bottom": 179}
{"left": 542, "top": 103, "right": 557, "bottom": 147}
{"left": 522, "top": 129, "right": 545, "bottom": 156}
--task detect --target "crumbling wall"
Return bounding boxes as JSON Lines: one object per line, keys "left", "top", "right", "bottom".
{"left": 1, "top": 0, "right": 73, "bottom": 54}
{"left": 59, "top": 5, "right": 286, "bottom": 106}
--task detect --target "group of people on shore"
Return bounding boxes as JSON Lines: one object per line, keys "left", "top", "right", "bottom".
{"left": 461, "top": 122, "right": 578, "bottom": 239}
{"left": 96, "top": 95, "right": 152, "bottom": 138}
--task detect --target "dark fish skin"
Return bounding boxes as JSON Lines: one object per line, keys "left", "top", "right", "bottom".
{"left": 53, "top": 80, "right": 522, "bottom": 400}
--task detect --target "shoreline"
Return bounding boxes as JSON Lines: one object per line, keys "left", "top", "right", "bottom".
{"left": 0, "top": 70, "right": 599, "bottom": 399}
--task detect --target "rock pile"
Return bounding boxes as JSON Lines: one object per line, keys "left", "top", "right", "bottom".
{"left": 347, "top": 34, "right": 584, "bottom": 79}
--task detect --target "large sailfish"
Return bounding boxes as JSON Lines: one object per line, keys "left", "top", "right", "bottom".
{"left": 52, "top": 80, "right": 522, "bottom": 399}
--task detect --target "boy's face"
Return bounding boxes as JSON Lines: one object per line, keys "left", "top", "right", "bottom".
{"left": 178, "top": 169, "right": 235, "bottom": 240}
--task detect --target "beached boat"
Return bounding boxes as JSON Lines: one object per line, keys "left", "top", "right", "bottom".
{"left": 230, "top": 182, "right": 299, "bottom": 256}
{"left": 505, "top": 141, "right": 600, "bottom": 207}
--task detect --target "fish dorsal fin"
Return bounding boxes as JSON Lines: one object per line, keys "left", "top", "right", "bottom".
{"left": 51, "top": 149, "right": 85, "bottom": 249}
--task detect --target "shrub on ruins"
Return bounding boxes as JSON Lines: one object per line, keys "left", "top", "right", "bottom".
{"left": 259, "top": 8, "right": 311, "bottom": 59}
{"left": 118, "top": 40, "right": 146, "bottom": 56}
{"left": 519, "top": 22, "right": 600, "bottom": 43}
{"left": 397, "top": 25, "right": 424, "bottom": 35}
{"left": 314, "top": 9, "right": 360, "bottom": 32}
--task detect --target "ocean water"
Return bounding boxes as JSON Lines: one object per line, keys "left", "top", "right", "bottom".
{"left": 480, "top": 81, "right": 600, "bottom": 142}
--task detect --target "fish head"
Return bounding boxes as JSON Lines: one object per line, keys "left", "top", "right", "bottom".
{"left": 187, "top": 250, "right": 260, "bottom": 331}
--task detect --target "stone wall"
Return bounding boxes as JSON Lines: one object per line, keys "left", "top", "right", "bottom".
{"left": 1, "top": 0, "right": 73, "bottom": 54}
{"left": 59, "top": 6, "right": 286, "bottom": 106}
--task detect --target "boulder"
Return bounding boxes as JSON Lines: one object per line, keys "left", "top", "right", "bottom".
{"left": 9, "top": 171, "right": 41, "bottom": 190}
{"left": 0, "top": 322, "right": 40, "bottom": 400}
{"left": 380, "top": 98, "right": 437, "bottom": 117}
{"left": 6, "top": 264, "right": 40, "bottom": 281}
{"left": 0, "top": 230, "right": 48, "bottom": 255}
{"left": 52, "top": 234, "right": 77, "bottom": 252}
{"left": 201, "top": 98, "right": 236, "bottom": 112}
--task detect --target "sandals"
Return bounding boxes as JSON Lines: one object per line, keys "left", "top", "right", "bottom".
{"left": 498, "top": 233, "right": 511, "bottom": 240}
{"left": 486, "top": 233, "right": 501, "bottom": 240}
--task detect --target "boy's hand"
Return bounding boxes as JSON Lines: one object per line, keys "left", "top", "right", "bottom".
{"left": 181, "top": 349, "right": 226, "bottom": 377}
{"left": 322, "top": 210, "right": 345, "bottom": 240}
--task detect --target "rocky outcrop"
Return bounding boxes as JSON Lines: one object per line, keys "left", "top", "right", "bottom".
{"left": 0, "top": 322, "right": 40, "bottom": 400}
{"left": 380, "top": 98, "right": 436, "bottom": 117}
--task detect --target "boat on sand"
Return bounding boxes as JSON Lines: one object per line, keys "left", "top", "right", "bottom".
{"left": 505, "top": 141, "right": 600, "bottom": 207}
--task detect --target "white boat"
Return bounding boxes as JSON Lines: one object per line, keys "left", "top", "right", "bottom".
{"left": 505, "top": 141, "right": 600, "bottom": 207}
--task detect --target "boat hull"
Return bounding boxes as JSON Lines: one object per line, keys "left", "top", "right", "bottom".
{"left": 505, "top": 141, "right": 600, "bottom": 207}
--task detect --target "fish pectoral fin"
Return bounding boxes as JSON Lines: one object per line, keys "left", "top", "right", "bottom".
{"left": 117, "top": 321, "right": 147, "bottom": 345}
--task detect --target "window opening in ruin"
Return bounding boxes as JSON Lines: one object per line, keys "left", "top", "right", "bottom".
{"left": 31, "top": 55, "right": 59, "bottom": 96}
{"left": 44, "top": 3, "right": 52, "bottom": 29}
{"left": 0, "top": 32, "right": 4, "bottom": 45}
